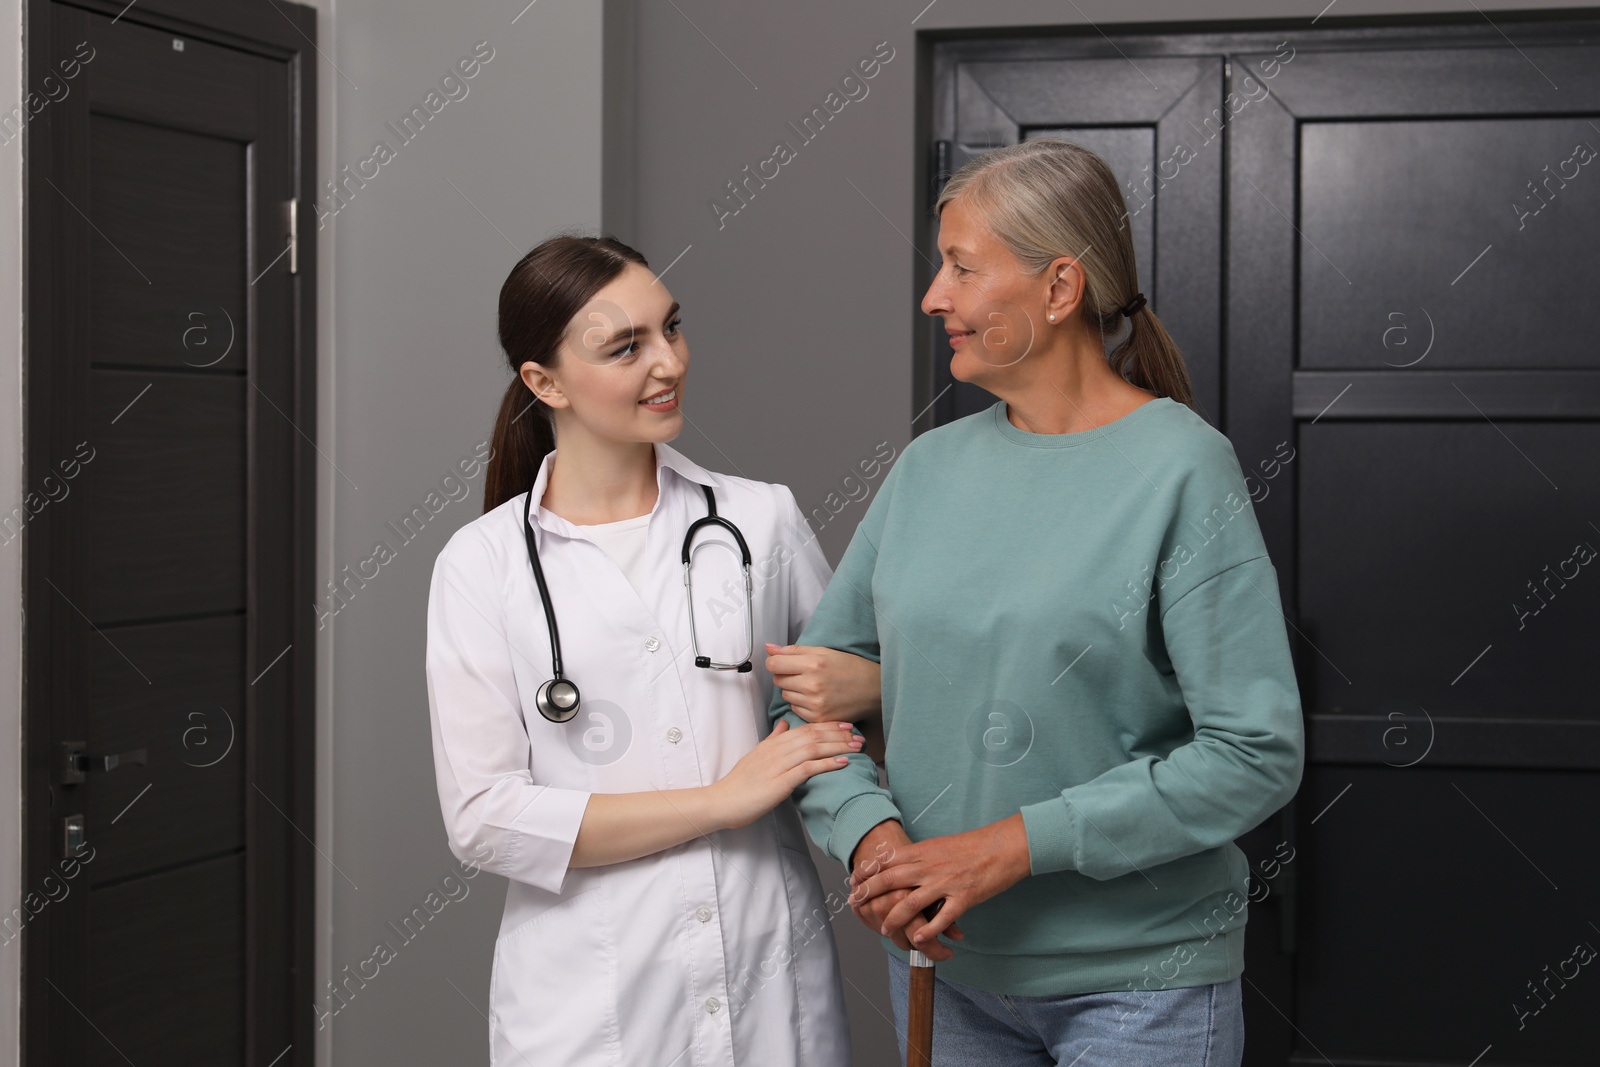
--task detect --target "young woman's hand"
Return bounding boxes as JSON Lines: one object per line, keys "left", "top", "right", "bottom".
{"left": 711, "top": 719, "right": 865, "bottom": 830}
{"left": 765, "top": 643, "right": 883, "bottom": 724}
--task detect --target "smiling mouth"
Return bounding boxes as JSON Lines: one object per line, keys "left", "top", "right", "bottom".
{"left": 640, "top": 388, "right": 677, "bottom": 406}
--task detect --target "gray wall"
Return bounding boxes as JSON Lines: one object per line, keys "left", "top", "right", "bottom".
{"left": 306, "top": 1, "right": 605, "bottom": 1064}
{"left": 606, "top": 0, "right": 1598, "bottom": 1063}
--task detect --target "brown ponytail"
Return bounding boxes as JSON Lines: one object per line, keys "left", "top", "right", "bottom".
{"left": 482, "top": 234, "right": 650, "bottom": 513}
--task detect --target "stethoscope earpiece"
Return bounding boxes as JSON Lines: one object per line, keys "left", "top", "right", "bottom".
{"left": 694, "top": 656, "right": 752, "bottom": 673}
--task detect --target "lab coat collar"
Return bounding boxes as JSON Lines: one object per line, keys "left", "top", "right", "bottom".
{"left": 524, "top": 440, "right": 718, "bottom": 541}
{"left": 652, "top": 440, "right": 719, "bottom": 491}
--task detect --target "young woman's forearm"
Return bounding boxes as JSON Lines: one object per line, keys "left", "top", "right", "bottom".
{"left": 568, "top": 719, "right": 862, "bottom": 867}
{"left": 568, "top": 784, "right": 728, "bottom": 868}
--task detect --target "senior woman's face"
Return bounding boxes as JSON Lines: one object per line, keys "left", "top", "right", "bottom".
{"left": 920, "top": 195, "right": 1042, "bottom": 386}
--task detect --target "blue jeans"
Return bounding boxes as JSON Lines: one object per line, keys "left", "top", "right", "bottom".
{"left": 886, "top": 953, "right": 1244, "bottom": 1066}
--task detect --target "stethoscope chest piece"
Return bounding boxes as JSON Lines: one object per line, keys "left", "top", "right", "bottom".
{"left": 536, "top": 677, "right": 581, "bottom": 723}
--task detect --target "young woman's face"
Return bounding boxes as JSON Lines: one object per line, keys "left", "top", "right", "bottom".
{"left": 920, "top": 195, "right": 1052, "bottom": 388}
{"left": 524, "top": 261, "right": 689, "bottom": 444}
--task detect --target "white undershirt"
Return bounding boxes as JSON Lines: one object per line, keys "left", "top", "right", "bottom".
{"left": 575, "top": 513, "right": 653, "bottom": 601}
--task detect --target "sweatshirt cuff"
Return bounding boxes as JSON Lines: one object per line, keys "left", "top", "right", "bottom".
{"left": 828, "top": 793, "right": 904, "bottom": 871}
{"left": 1019, "top": 796, "right": 1080, "bottom": 876}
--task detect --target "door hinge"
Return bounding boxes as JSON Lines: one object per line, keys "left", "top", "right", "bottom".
{"left": 287, "top": 197, "right": 299, "bottom": 274}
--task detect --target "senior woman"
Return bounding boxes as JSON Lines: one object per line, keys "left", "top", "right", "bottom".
{"left": 768, "top": 138, "right": 1305, "bottom": 1066}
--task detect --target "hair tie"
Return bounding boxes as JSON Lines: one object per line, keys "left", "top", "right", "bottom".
{"left": 1119, "top": 292, "right": 1147, "bottom": 319}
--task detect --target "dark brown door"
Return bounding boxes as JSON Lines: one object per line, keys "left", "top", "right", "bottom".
{"left": 925, "top": 15, "right": 1600, "bottom": 1067}
{"left": 23, "top": 1, "right": 317, "bottom": 1063}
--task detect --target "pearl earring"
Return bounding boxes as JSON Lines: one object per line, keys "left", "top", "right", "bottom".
{"left": 1048, "top": 313, "right": 1056, "bottom": 322}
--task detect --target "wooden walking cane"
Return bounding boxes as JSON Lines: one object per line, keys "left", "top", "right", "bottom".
{"left": 906, "top": 900, "right": 945, "bottom": 1067}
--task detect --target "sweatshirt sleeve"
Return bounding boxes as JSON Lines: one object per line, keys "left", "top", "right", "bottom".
{"left": 426, "top": 528, "right": 592, "bottom": 894}
{"left": 1019, "top": 552, "right": 1306, "bottom": 879}
{"left": 768, "top": 483, "right": 903, "bottom": 871}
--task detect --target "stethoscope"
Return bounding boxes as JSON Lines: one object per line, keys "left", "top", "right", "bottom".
{"left": 522, "top": 481, "right": 755, "bottom": 724}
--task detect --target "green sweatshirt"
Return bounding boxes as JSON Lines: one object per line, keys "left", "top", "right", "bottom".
{"left": 770, "top": 396, "right": 1305, "bottom": 996}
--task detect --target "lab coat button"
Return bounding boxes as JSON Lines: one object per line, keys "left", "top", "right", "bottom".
{"left": 695, "top": 907, "right": 712, "bottom": 923}
{"left": 705, "top": 997, "right": 721, "bottom": 1014}
{"left": 644, "top": 636, "right": 661, "bottom": 652}
{"left": 666, "top": 727, "right": 683, "bottom": 744}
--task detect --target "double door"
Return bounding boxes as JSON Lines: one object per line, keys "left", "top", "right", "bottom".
{"left": 924, "top": 17, "right": 1600, "bottom": 1066}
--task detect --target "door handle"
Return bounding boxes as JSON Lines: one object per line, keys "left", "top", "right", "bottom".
{"left": 60, "top": 741, "right": 148, "bottom": 785}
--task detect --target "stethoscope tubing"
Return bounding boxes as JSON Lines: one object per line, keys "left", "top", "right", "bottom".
{"left": 523, "top": 479, "right": 754, "bottom": 724}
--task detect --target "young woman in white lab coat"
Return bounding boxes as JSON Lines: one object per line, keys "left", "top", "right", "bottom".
{"left": 425, "top": 234, "right": 881, "bottom": 1066}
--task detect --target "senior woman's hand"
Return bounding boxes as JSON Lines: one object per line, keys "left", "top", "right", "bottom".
{"left": 849, "top": 813, "right": 1032, "bottom": 948}
{"left": 765, "top": 643, "right": 882, "bottom": 724}
{"left": 847, "top": 820, "right": 965, "bottom": 962}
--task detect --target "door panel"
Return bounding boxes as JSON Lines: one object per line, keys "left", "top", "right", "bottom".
{"left": 1298, "top": 117, "right": 1600, "bottom": 371}
{"left": 89, "top": 113, "right": 248, "bottom": 372}
{"left": 88, "top": 371, "right": 248, "bottom": 620}
{"left": 68, "top": 14, "right": 272, "bottom": 1061}
{"left": 1294, "top": 768, "right": 1599, "bottom": 1063}
{"left": 89, "top": 857, "right": 247, "bottom": 1066}
{"left": 87, "top": 615, "right": 246, "bottom": 882}
{"left": 1299, "top": 421, "right": 1600, "bottom": 743}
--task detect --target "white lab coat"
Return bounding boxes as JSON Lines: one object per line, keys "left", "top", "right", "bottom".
{"left": 425, "top": 441, "right": 854, "bottom": 1067}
